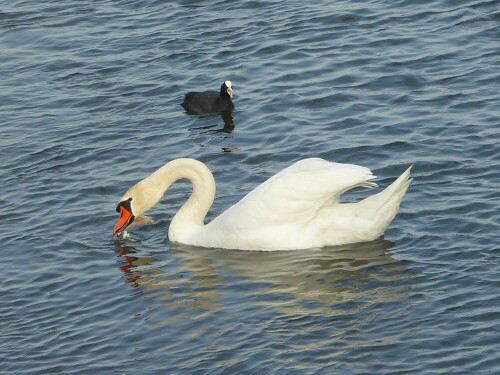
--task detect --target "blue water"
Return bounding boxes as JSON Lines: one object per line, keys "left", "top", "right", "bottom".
{"left": 1, "top": 0, "right": 499, "bottom": 373}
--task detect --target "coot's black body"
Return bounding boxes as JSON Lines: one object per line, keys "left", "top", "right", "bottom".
{"left": 181, "top": 81, "right": 234, "bottom": 115}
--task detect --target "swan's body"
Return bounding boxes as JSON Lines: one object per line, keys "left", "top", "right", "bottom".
{"left": 113, "top": 158, "right": 412, "bottom": 251}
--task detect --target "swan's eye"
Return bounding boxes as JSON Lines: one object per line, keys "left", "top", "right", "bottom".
{"left": 116, "top": 198, "right": 133, "bottom": 213}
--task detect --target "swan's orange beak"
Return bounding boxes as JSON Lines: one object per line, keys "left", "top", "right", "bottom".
{"left": 113, "top": 200, "right": 135, "bottom": 237}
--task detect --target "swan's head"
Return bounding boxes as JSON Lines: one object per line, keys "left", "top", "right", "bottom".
{"left": 221, "top": 80, "right": 233, "bottom": 99}
{"left": 113, "top": 198, "right": 135, "bottom": 237}
{"left": 113, "top": 175, "right": 165, "bottom": 237}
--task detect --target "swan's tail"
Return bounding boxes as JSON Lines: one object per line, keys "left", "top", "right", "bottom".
{"left": 359, "top": 165, "right": 412, "bottom": 237}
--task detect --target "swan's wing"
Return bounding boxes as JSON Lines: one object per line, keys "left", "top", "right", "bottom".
{"left": 210, "top": 158, "right": 376, "bottom": 231}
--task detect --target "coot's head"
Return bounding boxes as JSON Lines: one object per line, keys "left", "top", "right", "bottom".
{"left": 220, "top": 80, "right": 233, "bottom": 99}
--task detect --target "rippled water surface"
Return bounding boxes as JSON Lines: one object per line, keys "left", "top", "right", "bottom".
{"left": 1, "top": 0, "right": 499, "bottom": 373}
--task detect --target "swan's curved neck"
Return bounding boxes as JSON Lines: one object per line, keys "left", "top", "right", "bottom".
{"left": 134, "top": 158, "right": 215, "bottom": 241}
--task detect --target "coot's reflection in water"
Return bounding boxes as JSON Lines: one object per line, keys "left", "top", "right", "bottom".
{"left": 115, "top": 239, "right": 413, "bottom": 320}
{"left": 187, "top": 110, "right": 235, "bottom": 135}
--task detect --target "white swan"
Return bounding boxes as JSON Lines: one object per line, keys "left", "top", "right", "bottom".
{"left": 113, "top": 158, "right": 412, "bottom": 251}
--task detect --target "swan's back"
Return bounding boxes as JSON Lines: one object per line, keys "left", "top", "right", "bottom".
{"left": 199, "top": 158, "right": 378, "bottom": 249}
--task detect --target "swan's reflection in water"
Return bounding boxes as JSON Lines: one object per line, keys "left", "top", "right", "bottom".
{"left": 116, "top": 239, "right": 412, "bottom": 325}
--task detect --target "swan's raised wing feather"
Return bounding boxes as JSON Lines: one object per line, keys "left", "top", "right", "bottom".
{"left": 210, "top": 158, "right": 376, "bottom": 232}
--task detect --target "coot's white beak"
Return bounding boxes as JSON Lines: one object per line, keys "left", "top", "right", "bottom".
{"left": 227, "top": 87, "right": 233, "bottom": 98}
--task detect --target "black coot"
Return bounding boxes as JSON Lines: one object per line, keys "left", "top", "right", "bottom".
{"left": 181, "top": 81, "right": 234, "bottom": 114}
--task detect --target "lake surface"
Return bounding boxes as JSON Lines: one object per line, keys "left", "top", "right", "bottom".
{"left": 1, "top": 0, "right": 499, "bottom": 373}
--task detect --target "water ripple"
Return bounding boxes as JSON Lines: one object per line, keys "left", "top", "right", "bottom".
{"left": 1, "top": 0, "right": 499, "bottom": 373}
